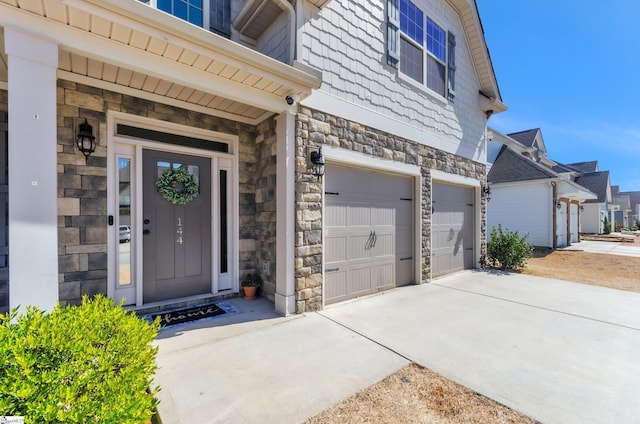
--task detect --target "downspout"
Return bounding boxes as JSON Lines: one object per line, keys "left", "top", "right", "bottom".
{"left": 274, "top": 0, "right": 296, "bottom": 65}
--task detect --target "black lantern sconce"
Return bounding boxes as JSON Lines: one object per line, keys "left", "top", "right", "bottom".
{"left": 310, "top": 146, "right": 325, "bottom": 180}
{"left": 481, "top": 184, "right": 491, "bottom": 201}
{"left": 556, "top": 201, "right": 562, "bottom": 210}
{"left": 580, "top": 205, "right": 585, "bottom": 212}
{"left": 76, "top": 118, "right": 96, "bottom": 162}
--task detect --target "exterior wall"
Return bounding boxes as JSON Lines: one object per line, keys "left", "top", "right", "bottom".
{"left": 298, "top": 0, "right": 486, "bottom": 161}
{"left": 253, "top": 118, "right": 278, "bottom": 301}
{"left": 57, "top": 80, "right": 259, "bottom": 305}
{"left": 230, "top": 0, "right": 289, "bottom": 64}
{"left": 488, "top": 183, "right": 552, "bottom": 248}
{"left": 255, "top": 11, "right": 289, "bottom": 63}
{"left": 581, "top": 203, "right": 604, "bottom": 234}
{"left": 57, "top": 81, "right": 108, "bottom": 305}
{"left": 294, "top": 107, "right": 487, "bottom": 313}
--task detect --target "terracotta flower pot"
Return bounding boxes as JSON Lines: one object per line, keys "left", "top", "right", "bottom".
{"left": 243, "top": 286, "right": 257, "bottom": 300}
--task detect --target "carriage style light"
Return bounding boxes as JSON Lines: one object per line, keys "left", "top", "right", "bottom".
{"left": 310, "top": 146, "right": 325, "bottom": 180}
{"left": 76, "top": 118, "right": 96, "bottom": 161}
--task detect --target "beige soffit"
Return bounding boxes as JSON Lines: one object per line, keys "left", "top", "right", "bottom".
{"left": 0, "top": 0, "right": 322, "bottom": 125}
{"left": 447, "top": 0, "right": 506, "bottom": 113}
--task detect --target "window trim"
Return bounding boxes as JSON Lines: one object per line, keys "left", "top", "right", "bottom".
{"left": 396, "top": 0, "right": 452, "bottom": 100}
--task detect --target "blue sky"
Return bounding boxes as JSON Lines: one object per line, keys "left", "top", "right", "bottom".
{"left": 476, "top": 0, "right": 640, "bottom": 191}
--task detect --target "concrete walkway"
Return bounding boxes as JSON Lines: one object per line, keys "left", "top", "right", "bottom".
{"left": 154, "top": 272, "right": 640, "bottom": 424}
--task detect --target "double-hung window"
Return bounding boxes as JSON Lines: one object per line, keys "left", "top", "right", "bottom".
{"left": 389, "top": 0, "right": 455, "bottom": 99}
{"left": 140, "top": 0, "right": 231, "bottom": 37}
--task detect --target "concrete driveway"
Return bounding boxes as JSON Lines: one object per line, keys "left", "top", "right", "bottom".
{"left": 563, "top": 239, "right": 640, "bottom": 257}
{"left": 154, "top": 271, "right": 640, "bottom": 424}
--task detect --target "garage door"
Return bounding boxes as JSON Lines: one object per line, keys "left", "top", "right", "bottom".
{"left": 432, "top": 182, "right": 474, "bottom": 277}
{"left": 556, "top": 202, "right": 567, "bottom": 247}
{"left": 324, "top": 165, "right": 414, "bottom": 304}
{"left": 570, "top": 203, "right": 579, "bottom": 244}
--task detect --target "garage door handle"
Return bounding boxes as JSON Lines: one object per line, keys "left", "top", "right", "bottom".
{"left": 400, "top": 256, "right": 412, "bottom": 261}
{"left": 326, "top": 268, "right": 340, "bottom": 272}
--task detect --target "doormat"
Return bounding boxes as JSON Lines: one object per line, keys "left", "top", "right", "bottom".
{"left": 148, "top": 301, "right": 241, "bottom": 328}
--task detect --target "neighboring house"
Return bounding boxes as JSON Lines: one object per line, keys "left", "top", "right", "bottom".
{"left": 617, "top": 190, "right": 640, "bottom": 227}
{"left": 572, "top": 169, "right": 613, "bottom": 234}
{"left": 611, "top": 186, "right": 631, "bottom": 228}
{"left": 486, "top": 129, "right": 595, "bottom": 248}
{"left": 0, "top": 0, "right": 505, "bottom": 315}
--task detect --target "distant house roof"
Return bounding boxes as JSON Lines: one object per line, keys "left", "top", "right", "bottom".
{"left": 507, "top": 128, "right": 539, "bottom": 147}
{"left": 488, "top": 145, "right": 557, "bottom": 183}
{"left": 551, "top": 162, "right": 576, "bottom": 173}
{"left": 574, "top": 171, "right": 610, "bottom": 203}
{"left": 566, "top": 161, "right": 598, "bottom": 173}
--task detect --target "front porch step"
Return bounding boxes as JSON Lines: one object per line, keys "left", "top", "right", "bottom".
{"left": 128, "top": 291, "right": 239, "bottom": 317}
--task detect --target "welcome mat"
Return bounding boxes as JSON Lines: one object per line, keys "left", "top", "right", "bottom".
{"left": 148, "top": 301, "right": 241, "bottom": 328}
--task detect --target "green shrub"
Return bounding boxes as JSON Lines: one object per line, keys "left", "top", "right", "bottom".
{"left": 481, "top": 225, "right": 533, "bottom": 271}
{"left": 602, "top": 216, "right": 611, "bottom": 234}
{"left": 0, "top": 295, "right": 159, "bottom": 423}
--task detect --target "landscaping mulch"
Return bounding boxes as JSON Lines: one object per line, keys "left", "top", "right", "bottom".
{"left": 305, "top": 364, "right": 537, "bottom": 424}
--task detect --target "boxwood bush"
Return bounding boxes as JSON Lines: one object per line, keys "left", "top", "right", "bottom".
{"left": 0, "top": 295, "right": 159, "bottom": 423}
{"left": 481, "top": 225, "right": 533, "bottom": 271}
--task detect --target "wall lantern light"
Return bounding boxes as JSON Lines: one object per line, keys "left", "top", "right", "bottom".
{"left": 556, "top": 201, "right": 562, "bottom": 210}
{"left": 481, "top": 184, "right": 491, "bottom": 201}
{"left": 310, "top": 146, "right": 325, "bottom": 180}
{"left": 580, "top": 205, "right": 585, "bottom": 212}
{"left": 76, "top": 118, "right": 96, "bottom": 162}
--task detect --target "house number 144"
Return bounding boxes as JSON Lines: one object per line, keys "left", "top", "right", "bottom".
{"left": 177, "top": 218, "right": 184, "bottom": 245}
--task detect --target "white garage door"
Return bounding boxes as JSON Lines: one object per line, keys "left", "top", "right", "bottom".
{"left": 570, "top": 204, "right": 579, "bottom": 244}
{"left": 432, "top": 182, "right": 474, "bottom": 277}
{"left": 556, "top": 202, "right": 568, "bottom": 247}
{"left": 324, "top": 165, "right": 414, "bottom": 304}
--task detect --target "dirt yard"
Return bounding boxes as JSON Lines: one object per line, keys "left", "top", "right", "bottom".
{"left": 305, "top": 238, "right": 640, "bottom": 424}
{"left": 524, "top": 249, "right": 640, "bottom": 293}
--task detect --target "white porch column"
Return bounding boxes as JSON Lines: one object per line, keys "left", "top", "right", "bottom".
{"left": 275, "top": 112, "right": 296, "bottom": 315}
{"left": 6, "top": 28, "right": 59, "bottom": 312}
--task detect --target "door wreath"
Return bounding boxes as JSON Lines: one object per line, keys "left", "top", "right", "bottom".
{"left": 155, "top": 168, "right": 199, "bottom": 205}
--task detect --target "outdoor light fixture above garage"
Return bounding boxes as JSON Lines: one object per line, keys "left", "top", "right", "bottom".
{"left": 310, "top": 147, "right": 325, "bottom": 180}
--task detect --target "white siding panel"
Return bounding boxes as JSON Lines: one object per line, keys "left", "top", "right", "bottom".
{"left": 487, "top": 183, "right": 552, "bottom": 248}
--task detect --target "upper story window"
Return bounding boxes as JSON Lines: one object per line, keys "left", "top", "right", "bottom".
{"left": 140, "top": 0, "right": 231, "bottom": 37}
{"left": 387, "top": 0, "right": 456, "bottom": 100}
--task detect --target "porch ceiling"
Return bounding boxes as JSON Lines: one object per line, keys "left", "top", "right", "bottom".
{"left": 0, "top": 0, "right": 322, "bottom": 125}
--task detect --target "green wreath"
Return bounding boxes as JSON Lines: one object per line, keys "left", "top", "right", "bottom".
{"left": 155, "top": 168, "right": 200, "bottom": 205}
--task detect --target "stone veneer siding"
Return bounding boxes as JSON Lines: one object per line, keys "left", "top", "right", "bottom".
{"left": 252, "top": 119, "right": 277, "bottom": 301}
{"left": 57, "top": 80, "right": 262, "bottom": 305}
{"left": 294, "top": 107, "right": 487, "bottom": 313}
